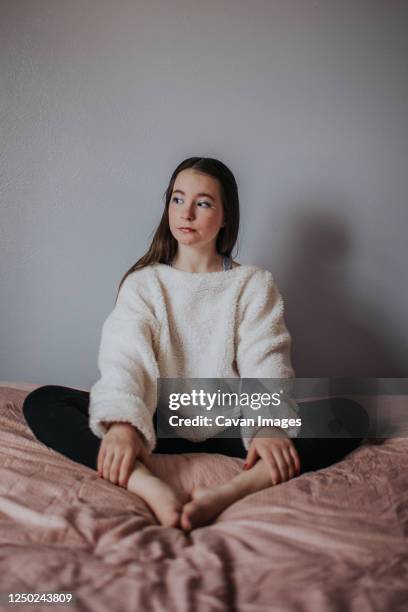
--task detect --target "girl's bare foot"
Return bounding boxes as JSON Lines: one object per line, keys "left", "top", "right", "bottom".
{"left": 127, "top": 460, "right": 187, "bottom": 528}
{"left": 180, "top": 482, "right": 238, "bottom": 531}
{"left": 180, "top": 458, "right": 281, "bottom": 531}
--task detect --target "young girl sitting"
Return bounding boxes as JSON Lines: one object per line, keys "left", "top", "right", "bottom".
{"left": 23, "top": 156, "right": 368, "bottom": 531}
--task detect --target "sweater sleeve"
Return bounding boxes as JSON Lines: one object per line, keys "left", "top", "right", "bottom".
{"left": 235, "top": 270, "right": 301, "bottom": 450}
{"left": 88, "top": 272, "right": 160, "bottom": 453}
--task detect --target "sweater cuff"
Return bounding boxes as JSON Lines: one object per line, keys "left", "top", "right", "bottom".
{"left": 240, "top": 397, "right": 301, "bottom": 451}
{"left": 89, "top": 396, "right": 156, "bottom": 453}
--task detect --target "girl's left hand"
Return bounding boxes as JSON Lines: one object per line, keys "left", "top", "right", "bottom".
{"left": 245, "top": 427, "right": 301, "bottom": 484}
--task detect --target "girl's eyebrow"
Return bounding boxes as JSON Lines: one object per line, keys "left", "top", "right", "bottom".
{"left": 172, "top": 189, "right": 215, "bottom": 201}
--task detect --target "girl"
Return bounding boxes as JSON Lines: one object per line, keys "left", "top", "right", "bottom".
{"left": 23, "top": 156, "right": 368, "bottom": 531}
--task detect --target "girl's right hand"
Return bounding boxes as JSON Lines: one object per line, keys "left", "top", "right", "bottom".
{"left": 97, "top": 422, "right": 151, "bottom": 488}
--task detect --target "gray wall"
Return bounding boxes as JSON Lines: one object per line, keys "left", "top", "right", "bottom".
{"left": 1, "top": 0, "right": 407, "bottom": 389}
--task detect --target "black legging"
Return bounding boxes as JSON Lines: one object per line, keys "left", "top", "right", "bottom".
{"left": 22, "top": 385, "right": 369, "bottom": 476}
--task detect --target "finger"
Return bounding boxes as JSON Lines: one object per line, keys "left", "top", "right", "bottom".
{"left": 270, "top": 448, "right": 289, "bottom": 482}
{"left": 245, "top": 444, "right": 259, "bottom": 470}
{"left": 258, "top": 448, "right": 281, "bottom": 485}
{"left": 97, "top": 445, "right": 105, "bottom": 475}
{"left": 281, "top": 447, "right": 295, "bottom": 480}
{"left": 103, "top": 450, "right": 114, "bottom": 480}
{"left": 109, "top": 451, "right": 122, "bottom": 485}
{"left": 97, "top": 441, "right": 108, "bottom": 473}
{"left": 289, "top": 444, "right": 301, "bottom": 476}
{"left": 119, "top": 451, "right": 135, "bottom": 487}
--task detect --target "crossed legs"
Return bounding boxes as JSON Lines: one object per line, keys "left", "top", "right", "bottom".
{"left": 23, "top": 387, "right": 367, "bottom": 530}
{"left": 126, "top": 456, "right": 273, "bottom": 530}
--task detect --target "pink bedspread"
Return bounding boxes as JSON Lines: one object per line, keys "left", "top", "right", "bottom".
{"left": 1, "top": 383, "right": 408, "bottom": 611}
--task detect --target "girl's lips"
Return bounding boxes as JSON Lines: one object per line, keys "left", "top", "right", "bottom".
{"left": 179, "top": 228, "right": 196, "bottom": 232}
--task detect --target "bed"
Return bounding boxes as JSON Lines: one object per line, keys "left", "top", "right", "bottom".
{"left": 1, "top": 382, "right": 407, "bottom": 611}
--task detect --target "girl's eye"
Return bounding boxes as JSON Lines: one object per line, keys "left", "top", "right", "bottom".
{"left": 171, "top": 197, "right": 211, "bottom": 208}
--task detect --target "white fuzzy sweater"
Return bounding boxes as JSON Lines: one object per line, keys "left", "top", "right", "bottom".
{"left": 88, "top": 263, "right": 300, "bottom": 452}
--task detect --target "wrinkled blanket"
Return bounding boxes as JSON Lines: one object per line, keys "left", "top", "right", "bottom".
{"left": 0, "top": 383, "right": 407, "bottom": 611}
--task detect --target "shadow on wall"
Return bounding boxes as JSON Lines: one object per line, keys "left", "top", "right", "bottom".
{"left": 275, "top": 203, "right": 403, "bottom": 377}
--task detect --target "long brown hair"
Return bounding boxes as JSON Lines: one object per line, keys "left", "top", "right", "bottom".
{"left": 115, "top": 156, "right": 240, "bottom": 305}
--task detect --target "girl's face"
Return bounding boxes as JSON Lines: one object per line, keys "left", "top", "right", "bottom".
{"left": 168, "top": 169, "right": 225, "bottom": 251}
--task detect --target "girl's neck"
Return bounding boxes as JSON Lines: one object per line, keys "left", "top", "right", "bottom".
{"left": 170, "top": 251, "right": 224, "bottom": 273}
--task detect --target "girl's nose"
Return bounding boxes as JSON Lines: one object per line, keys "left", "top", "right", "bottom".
{"left": 181, "top": 201, "right": 195, "bottom": 219}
